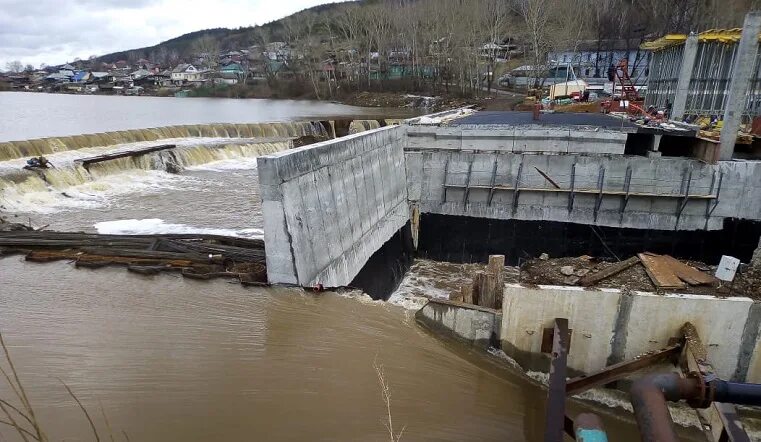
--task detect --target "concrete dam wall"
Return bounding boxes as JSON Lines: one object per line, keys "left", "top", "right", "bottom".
{"left": 258, "top": 125, "right": 409, "bottom": 288}
{"left": 257, "top": 119, "right": 761, "bottom": 293}
{"left": 405, "top": 138, "right": 761, "bottom": 231}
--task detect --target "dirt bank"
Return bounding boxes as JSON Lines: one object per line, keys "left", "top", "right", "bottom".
{"left": 338, "top": 91, "right": 524, "bottom": 113}
{"left": 520, "top": 254, "right": 761, "bottom": 300}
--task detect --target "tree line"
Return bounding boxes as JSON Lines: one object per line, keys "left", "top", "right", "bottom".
{"left": 7, "top": 0, "right": 761, "bottom": 99}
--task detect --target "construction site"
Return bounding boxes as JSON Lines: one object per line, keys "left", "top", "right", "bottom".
{"left": 7, "top": 9, "right": 761, "bottom": 442}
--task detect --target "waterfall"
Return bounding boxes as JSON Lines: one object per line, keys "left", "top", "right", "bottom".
{"left": 0, "top": 121, "right": 330, "bottom": 161}
{"left": 0, "top": 141, "right": 290, "bottom": 212}
{"left": 349, "top": 120, "right": 382, "bottom": 134}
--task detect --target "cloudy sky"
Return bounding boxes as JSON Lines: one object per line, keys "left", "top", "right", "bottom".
{"left": 0, "top": 0, "right": 345, "bottom": 68}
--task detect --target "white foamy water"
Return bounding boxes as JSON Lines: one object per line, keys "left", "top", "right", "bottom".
{"left": 185, "top": 155, "right": 260, "bottom": 171}
{"left": 0, "top": 138, "right": 286, "bottom": 214}
{"left": 94, "top": 218, "right": 264, "bottom": 238}
{"left": 0, "top": 170, "right": 198, "bottom": 214}
{"left": 387, "top": 258, "right": 520, "bottom": 310}
{"left": 0, "top": 137, "right": 248, "bottom": 173}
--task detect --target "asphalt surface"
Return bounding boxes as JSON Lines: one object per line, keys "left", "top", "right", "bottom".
{"left": 450, "top": 111, "right": 637, "bottom": 128}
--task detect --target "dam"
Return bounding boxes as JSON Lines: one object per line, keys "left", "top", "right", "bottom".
{"left": 258, "top": 109, "right": 761, "bottom": 292}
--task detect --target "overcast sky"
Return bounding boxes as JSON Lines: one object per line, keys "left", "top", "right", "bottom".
{"left": 0, "top": 0, "right": 345, "bottom": 69}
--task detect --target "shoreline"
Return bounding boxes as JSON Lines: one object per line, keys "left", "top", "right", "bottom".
{"left": 2, "top": 87, "right": 524, "bottom": 113}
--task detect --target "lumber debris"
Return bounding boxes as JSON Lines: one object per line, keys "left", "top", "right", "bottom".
{"left": 0, "top": 230, "right": 267, "bottom": 284}
{"left": 638, "top": 253, "right": 688, "bottom": 289}
{"left": 578, "top": 256, "right": 640, "bottom": 286}
{"left": 662, "top": 255, "right": 720, "bottom": 286}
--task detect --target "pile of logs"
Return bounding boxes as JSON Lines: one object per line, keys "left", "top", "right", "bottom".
{"left": 454, "top": 255, "right": 505, "bottom": 310}
{"left": 0, "top": 230, "right": 267, "bottom": 285}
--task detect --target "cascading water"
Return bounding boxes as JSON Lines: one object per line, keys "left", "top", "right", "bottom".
{"left": 348, "top": 120, "right": 382, "bottom": 134}
{"left": 0, "top": 119, "right": 393, "bottom": 214}
{"left": 0, "top": 121, "right": 331, "bottom": 161}
{"left": 0, "top": 138, "right": 291, "bottom": 213}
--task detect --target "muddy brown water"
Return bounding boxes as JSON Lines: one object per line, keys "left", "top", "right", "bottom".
{"left": 1, "top": 257, "right": 710, "bottom": 441}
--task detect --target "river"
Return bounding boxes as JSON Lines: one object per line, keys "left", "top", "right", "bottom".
{"left": 0, "top": 92, "right": 411, "bottom": 142}
{"left": 0, "top": 93, "right": 703, "bottom": 441}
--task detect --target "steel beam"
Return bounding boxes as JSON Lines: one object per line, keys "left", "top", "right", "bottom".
{"left": 566, "top": 343, "right": 681, "bottom": 396}
{"left": 544, "top": 318, "right": 570, "bottom": 442}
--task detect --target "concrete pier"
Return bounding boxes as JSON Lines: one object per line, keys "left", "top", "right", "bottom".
{"left": 671, "top": 33, "right": 699, "bottom": 120}
{"left": 720, "top": 12, "right": 761, "bottom": 160}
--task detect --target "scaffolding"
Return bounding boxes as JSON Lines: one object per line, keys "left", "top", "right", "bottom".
{"left": 642, "top": 29, "right": 761, "bottom": 120}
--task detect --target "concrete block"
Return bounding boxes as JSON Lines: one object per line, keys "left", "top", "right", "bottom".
{"left": 416, "top": 299, "right": 501, "bottom": 348}
{"left": 501, "top": 284, "right": 621, "bottom": 374}
{"left": 624, "top": 292, "right": 753, "bottom": 380}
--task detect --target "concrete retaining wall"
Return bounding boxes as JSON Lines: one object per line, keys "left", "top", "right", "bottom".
{"left": 405, "top": 148, "right": 761, "bottom": 231}
{"left": 258, "top": 126, "right": 409, "bottom": 287}
{"left": 501, "top": 284, "right": 758, "bottom": 381}
{"left": 416, "top": 299, "right": 502, "bottom": 349}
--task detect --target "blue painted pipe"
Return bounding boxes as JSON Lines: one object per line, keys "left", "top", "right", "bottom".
{"left": 574, "top": 413, "right": 608, "bottom": 442}
{"left": 712, "top": 380, "right": 761, "bottom": 406}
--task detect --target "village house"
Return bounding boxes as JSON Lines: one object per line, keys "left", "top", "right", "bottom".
{"left": 171, "top": 64, "right": 206, "bottom": 85}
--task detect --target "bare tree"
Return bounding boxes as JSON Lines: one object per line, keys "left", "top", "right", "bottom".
{"left": 512, "top": 0, "right": 553, "bottom": 88}
{"left": 5, "top": 61, "right": 23, "bottom": 73}
{"left": 284, "top": 11, "right": 326, "bottom": 99}
{"left": 480, "top": 0, "right": 511, "bottom": 92}
{"left": 193, "top": 35, "right": 220, "bottom": 70}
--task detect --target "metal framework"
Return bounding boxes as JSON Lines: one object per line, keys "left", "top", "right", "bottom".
{"left": 542, "top": 318, "right": 757, "bottom": 442}
{"left": 643, "top": 29, "right": 761, "bottom": 119}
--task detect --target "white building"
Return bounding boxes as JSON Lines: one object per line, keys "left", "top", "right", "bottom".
{"left": 171, "top": 64, "right": 206, "bottom": 84}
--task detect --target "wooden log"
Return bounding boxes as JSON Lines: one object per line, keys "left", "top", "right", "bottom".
{"left": 461, "top": 285, "right": 473, "bottom": 304}
{"left": 487, "top": 255, "right": 505, "bottom": 308}
{"left": 80, "top": 247, "right": 208, "bottom": 262}
{"left": 75, "top": 144, "right": 177, "bottom": 168}
{"left": 472, "top": 271, "right": 485, "bottom": 306}
{"left": 127, "top": 265, "right": 167, "bottom": 275}
{"left": 578, "top": 256, "right": 641, "bottom": 287}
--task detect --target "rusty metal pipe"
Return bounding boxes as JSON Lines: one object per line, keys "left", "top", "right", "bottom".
{"left": 629, "top": 373, "right": 701, "bottom": 442}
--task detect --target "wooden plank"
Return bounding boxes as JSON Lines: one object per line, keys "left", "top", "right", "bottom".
{"left": 578, "top": 256, "right": 640, "bottom": 287}
{"left": 638, "top": 253, "right": 687, "bottom": 289}
{"left": 662, "top": 255, "right": 719, "bottom": 286}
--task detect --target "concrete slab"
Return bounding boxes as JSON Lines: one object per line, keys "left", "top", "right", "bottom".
{"left": 501, "top": 284, "right": 621, "bottom": 374}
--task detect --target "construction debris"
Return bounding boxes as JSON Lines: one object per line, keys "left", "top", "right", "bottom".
{"left": 521, "top": 252, "right": 757, "bottom": 299}
{"left": 638, "top": 253, "right": 688, "bottom": 289}
{"left": 578, "top": 256, "right": 640, "bottom": 287}
{"left": 0, "top": 230, "right": 268, "bottom": 285}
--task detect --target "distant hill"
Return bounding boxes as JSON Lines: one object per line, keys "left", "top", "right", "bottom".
{"left": 96, "top": 1, "right": 356, "bottom": 64}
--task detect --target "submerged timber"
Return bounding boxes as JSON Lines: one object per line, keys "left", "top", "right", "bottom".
{"left": 0, "top": 230, "right": 267, "bottom": 283}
